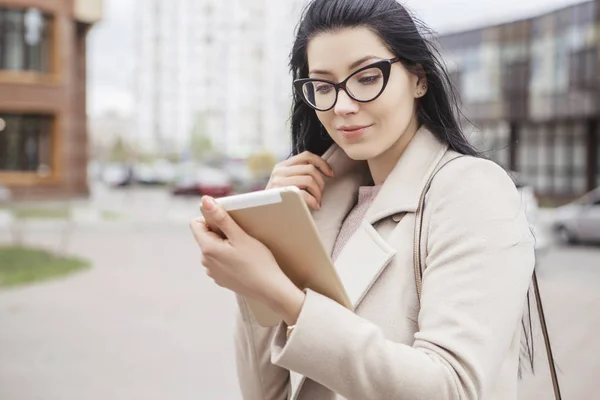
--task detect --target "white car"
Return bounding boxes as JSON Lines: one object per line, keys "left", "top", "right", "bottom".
{"left": 553, "top": 188, "right": 600, "bottom": 244}
{"left": 101, "top": 163, "right": 131, "bottom": 186}
{"left": 513, "top": 177, "right": 551, "bottom": 252}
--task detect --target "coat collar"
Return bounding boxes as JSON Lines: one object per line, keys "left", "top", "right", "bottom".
{"left": 319, "top": 125, "right": 449, "bottom": 224}
{"left": 365, "top": 126, "right": 449, "bottom": 222}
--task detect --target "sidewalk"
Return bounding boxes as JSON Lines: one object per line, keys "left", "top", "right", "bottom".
{"left": 0, "top": 224, "right": 241, "bottom": 400}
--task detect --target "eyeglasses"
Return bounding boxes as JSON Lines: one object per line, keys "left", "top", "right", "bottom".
{"left": 294, "top": 57, "right": 401, "bottom": 112}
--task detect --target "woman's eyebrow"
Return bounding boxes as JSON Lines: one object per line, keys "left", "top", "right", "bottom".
{"left": 309, "top": 55, "right": 382, "bottom": 75}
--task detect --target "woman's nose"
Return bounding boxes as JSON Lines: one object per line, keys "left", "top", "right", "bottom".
{"left": 334, "top": 89, "right": 359, "bottom": 116}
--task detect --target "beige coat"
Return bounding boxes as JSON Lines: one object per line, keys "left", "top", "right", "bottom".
{"left": 234, "top": 127, "right": 535, "bottom": 400}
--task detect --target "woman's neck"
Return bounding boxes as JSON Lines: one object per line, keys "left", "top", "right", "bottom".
{"left": 367, "top": 115, "right": 420, "bottom": 185}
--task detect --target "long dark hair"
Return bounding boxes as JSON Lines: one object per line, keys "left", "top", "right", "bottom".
{"left": 289, "top": 0, "right": 478, "bottom": 158}
{"left": 288, "top": 0, "right": 536, "bottom": 376}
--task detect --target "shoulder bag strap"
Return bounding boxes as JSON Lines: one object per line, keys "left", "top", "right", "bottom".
{"left": 413, "top": 156, "right": 562, "bottom": 400}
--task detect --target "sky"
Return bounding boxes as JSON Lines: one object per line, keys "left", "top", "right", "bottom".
{"left": 86, "top": 0, "right": 587, "bottom": 118}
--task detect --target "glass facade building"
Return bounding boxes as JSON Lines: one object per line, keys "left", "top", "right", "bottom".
{"left": 440, "top": 0, "right": 600, "bottom": 200}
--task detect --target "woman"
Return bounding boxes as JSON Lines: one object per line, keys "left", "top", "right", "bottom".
{"left": 190, "top": 0, "right": 535, "bottom": 399}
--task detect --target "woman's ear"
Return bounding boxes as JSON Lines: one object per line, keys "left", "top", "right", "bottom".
{"left": 413, "top": 65, "right": 428, "bottom": 98}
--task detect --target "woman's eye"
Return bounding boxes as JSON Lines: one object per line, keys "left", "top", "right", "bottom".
{"left": 316, "top": 85, "right": 333, "bottom": 94}
{"left": 359, "top": 75, "right": 381, "bottom": 84}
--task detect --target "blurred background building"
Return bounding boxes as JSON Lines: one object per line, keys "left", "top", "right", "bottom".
{"left": 134, "top": 0, "right": 305, "bottom": 159}
{"left": 0, "top": 0, "right": 102, "bottom": 200}
{"left": 440, "top": 0, "right": 600, "bottom": 201}
{"left": 2, "top": 0, "right": 599, "bottom": 202}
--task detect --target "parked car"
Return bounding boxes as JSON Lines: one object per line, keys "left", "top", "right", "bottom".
{"left": 134, "top": 160, "right": 177, "bottom": 186}
{"left": 553, "top": 187, "right": 600, "bottom": 244}
{"left": 171, "top": 166, "right": 233, "bottom": 197}
{"left": 101, "top": 163, "right": 134, "bottom": 187}
{"left": 507, "top": 171, "right": 552, "bottom": 252}
{"left": 512, "top": 175, "right": 539, "bottom": 227}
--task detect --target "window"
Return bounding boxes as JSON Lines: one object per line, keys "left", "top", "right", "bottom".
{"left": 554, "top": 125, "right": 571, "bottom": 194}
{"left": 597, "top": 127, "right": 600, "bottom": 186}
{"left": 569, "top": 47, "right": 597, "bottom": 90}
{"left": 518, "top": 125, "right": 539, "bottom": 186}
{"left": 583, "top": 48, "right": 597, "bottom": 89}
{"left": 0, "top": 113, "right": 53, "bottom": 174}
{"left": 554, "top": 33, "right": 570, "bottom": 93}
{"left": 537, "top": 125, "right": 552, "bottom": 192}
{"left": 572, "top": 123, "right": 587, "bottom": 193}
{"left": 547, "top": 122, "right": 590, "bottom": 196}
{"left": 0, "top": 7, "right": 53, "bottom": 72}
{"left": 514, "top": 122, "right": 592, "bottom": 196}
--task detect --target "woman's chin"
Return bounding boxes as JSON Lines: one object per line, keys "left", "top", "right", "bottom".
{"left": 339, "top": 142, "right": 380, "bottom": 161}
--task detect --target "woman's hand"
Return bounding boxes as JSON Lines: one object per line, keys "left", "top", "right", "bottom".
{"left": 266, "top": 151, "right": 334, "bottom": 210}
{"left": 190, "top": 196, "right": 305, "bottom": 326}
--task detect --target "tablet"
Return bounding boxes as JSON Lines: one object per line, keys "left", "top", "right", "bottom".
{"left": 199, "top": 186, "right": 352, "bottom": 327}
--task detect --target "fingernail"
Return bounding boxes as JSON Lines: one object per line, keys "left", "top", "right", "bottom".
{"left": 202, "top": 196, "right": 217, "bottom": 212}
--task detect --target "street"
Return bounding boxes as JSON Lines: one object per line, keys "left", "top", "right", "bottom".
{"left": 0, "top": 188, "right": 598, "bottom": 399}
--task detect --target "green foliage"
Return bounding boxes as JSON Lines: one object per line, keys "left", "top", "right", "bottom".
{"left": 0, "top": 246, "right": 91, "bottom": 288}
{"left": 107, "top": 136, "right": 130, "bottom": 163}
{"left": 189, "top": 112, "right": 213, "bottom": 161}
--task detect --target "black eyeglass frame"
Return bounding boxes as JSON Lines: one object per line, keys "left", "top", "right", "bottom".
{"left": 293, "top": 57, "right": 402, "bottom": 112}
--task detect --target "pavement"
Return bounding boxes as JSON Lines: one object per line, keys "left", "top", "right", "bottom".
{"left": 0, "top": 224, "right": 240, "bottom": 400}
{"left": 0, "top": 186, "right": 598, "bottom": 399}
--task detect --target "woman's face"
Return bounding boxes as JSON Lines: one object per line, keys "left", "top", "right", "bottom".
{"left": 306, "top": 27, "right": 425, "bottom": 161}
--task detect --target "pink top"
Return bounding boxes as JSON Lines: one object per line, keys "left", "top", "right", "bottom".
{"left": 331, "top": 185, "right": 382, "bottom": 261}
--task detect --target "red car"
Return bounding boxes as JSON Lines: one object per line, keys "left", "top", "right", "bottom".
{"left": 171, "top": 167, "right": 233, "bottom": 197}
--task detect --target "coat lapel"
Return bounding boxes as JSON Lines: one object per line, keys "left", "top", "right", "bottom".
{"left": 334, "top": 221, "right": 396, "bottom": 308}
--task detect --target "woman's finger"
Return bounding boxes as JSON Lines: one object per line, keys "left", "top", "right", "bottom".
{"left": 280, "top": 151, "right": 334, "bottom": 177}
{"left": 281, "top": 175, "right": 322, "bottom": 204}
{"left": 300, "top": 189, "right": 320, "bottom": 210}
{"left": 299, "top": 151, "right": 334, "bottom": 177}
{"left": 201, "top": 196, "right": 245, "bottom": 242}
{"left": 189, "top": 217, "right": 224, "bottom": 246}
{"left": 278, "top": 164, "right": 326, "bottom": 192}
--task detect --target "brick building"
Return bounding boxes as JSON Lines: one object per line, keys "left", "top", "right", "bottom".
{"left": 0, "top": 0, "right": 102, "bottom": 200}
{"left": 440, "top": 0, "right": 600, "bottom": 201}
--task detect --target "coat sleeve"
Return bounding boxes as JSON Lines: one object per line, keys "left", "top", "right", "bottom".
{"left": 269, "top": 158, "right": 535, "bottom": 400}
{"left": 234, "top": 295, "right": 290, "bottom": 400}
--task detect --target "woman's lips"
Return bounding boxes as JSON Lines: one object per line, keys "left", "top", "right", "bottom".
{"left": 338, "top": 125, "right": 372, "bottom": 140}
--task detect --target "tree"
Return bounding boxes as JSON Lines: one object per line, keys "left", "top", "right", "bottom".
{"left": 189, "top": 112, "right": 214, "bottom": 161}
{"left": 248, "top": 150, "right": 277, "bottom": 178}
{"left": 190, "top": 132, "right": 213, "bottom": 161}
{"left": 107, "top": 136, "right": 130, "bottom": 163}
